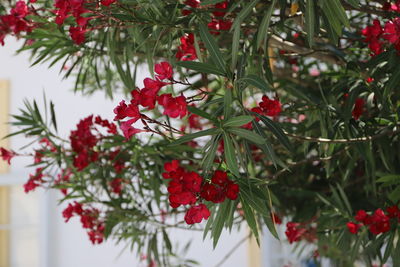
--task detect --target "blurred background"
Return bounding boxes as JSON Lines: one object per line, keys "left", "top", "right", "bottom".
{"left": 0, "top": 37, "right": 311, "bottom": 267}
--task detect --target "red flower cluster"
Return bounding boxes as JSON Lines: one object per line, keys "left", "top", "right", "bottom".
{"left": 109, "top": 177, "right": 125, "bottom": 195}
{"left": 207, "top": 1, "right": 232, "bottom": 35}
{"left": 201, "top": 170, "right": 239, "bottom": 203}
{"left": 70, "top": 115, "right": 99, "bottom": 170}
{"left": 256, "top": 95, "right": 282, "bottom": 117}
{"left": 362, "top": 17, "right": 400, "bottom": 55}
{"left": 347, "top": 207, "right": 399, "bottom": 235}
{"left": 113, "top": 62, "right": 188, "bottom": 139}
{"left": 158, "top": 94, "right": 188, "bottom": 119}
{"left": 162, "top": 161, "right": 239, "bottom": 224}
{"left": 285, "top": 222, "right": 307, "bottom": 244}
{"left": 0, "top": 147, "right": 16, "bottom": 164}
{"left": 181, "top": 0, "right": 200, "bottom": 16}
{"left": 352, "top": 98, "right": 365, "bottom": 120}
{"left": 285, "top": 221, "right": 317, "bottom": 244}
{"left": 54, "top": 0, "right": 116, "bottom": 44}
{"left": 54, "top": 169, "right": 72, "bottom": 195}
{"left": 0, "top": 1, "right": 35, "bottom": 46}
{"left": 23, "top": 167, "right": 44, "bottom": 193}
{"left": 176, "top": 33, "right": 198, "bottom": 61}
{"left": 163, "top": 160, "right": 203, "bottom": 208}
{"left": 62, "top": 202, "right": 105, "bottom": 244}
{"left": 180, "top": 0, "right": 232, "bottom": 35}
{"left": 184, "top": 204, "right": 210, "bottom": 224}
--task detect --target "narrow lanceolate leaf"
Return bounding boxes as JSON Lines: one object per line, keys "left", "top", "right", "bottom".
{"left": 305, "top": 0, "right": 315, "bottom": 47}
{"left": 255, "top": 114, "right": 293, "bottom": 151}
{"left": 169, "top": 128, "right": 221, "bottom": 146}
{"left": 227, "top": 127, "right": 265, "bottom": 144}
{"left": 239, "top": 74, "right": 270, "bottom": 93}
{"left": 223, "top": 115, "right": 253, "bottom": 128}
{"left": 386, "top": 66, "right": 400, "bottom": 93}
{"left": 231, "top": 22, "right": 241, "bottom": 71}
{"left": 240, "top": 195, "right": 260, "bottom": 245}
{"left": 324, "top": 0, "right": 349, "bottom": 27}
{"left": 202, "top": 134, "right": 221, "bottom": 173}
{"left": 176, "top": 61, "right": 226, "bottom": 76}
{"left": 200, "top": 0, "right": 225, "bottom": 5}
{"left": 223, "top": 88, "right": 233, "bottom": 119}
{"left": 199, "top": 23, "right": 226, "bottom": 73}
{"left": 256, "top": 0, "right": 276, "bottom": 50}
{"left": 232, "top": 0, "right": 259, "bottom": 30}
{"left": 223, "top": 133, "right": 240, "bottom": 177}
{"left": 187, "top": 105, "right": 218, "bottom": 123}
{"left": 50, "top": 101, "right": 58, "bottom": 132}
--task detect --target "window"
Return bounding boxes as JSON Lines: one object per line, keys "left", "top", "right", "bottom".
{"left": 0, "top": 80, "right": 40, "bottom": 267}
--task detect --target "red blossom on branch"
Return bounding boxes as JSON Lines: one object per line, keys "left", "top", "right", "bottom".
{"left": 0, "top": 147, "right": 16, "bottom": 164}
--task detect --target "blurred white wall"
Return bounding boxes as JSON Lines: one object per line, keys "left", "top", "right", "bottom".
{"left": 0, "top": 37, "right": 248, "bottom": 267}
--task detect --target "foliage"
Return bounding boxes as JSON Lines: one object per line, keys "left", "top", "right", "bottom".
{"left": 1, "top": 0, "right": 400, "bottom": 266}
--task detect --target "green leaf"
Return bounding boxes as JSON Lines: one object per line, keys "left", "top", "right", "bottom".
{"left": 305, "top": 0, "right": 315, "bottom": 47}
{"left": 223, "top": 116, "right": 253, "bottom": 128}
{"left": 202, "top": 134, "right": 221, "bottom": 173}
{"left": 227, "top": 127, "right": 265, "bottom": 144}
{"left": 238, "top": 74, "right": 270, "bottom": 93}
{"left": 376, "top": 174, "right": 400, "bottom": 186}
{"left": 383, "top": 231, "right": 395, "bottom": 263}
{"left": 223, "top": 133, "right": 240, "bottom": 177}
{"left": 199, "top": 23, "right": 226, "bottom": 73}
{"left": 256, "top": 0, "right": 276, "bottom": 50}
{"left": 231, "top": 22, "right": 241, "bottom": 71}
{"left": 346, "top": 0, "right": 359, "bottom": 8}
{"left": 187, "top": 105, "right": 218, "bottom": 123}
{"left": 223, "top": 88, "right": 233, "bottom": 119}
{"left": 232, "top": 0, "right": 259, "bottom": 30}
{"left": 389, "top": 186, "right": 400, "bottom": 203}
{"left": 50, "top": 101, "right": 58, "bottom": 133}
{"left": 169, "top": 128, "right": 221, "bottom": 146}
{"left": 200, "top": 0, "right": 225, "bottom": 5}
{"left": 255, "top": 114, "right": 292, "bottom": 151}
{"left": 175, "top": 61, "right": 226, "bottom": 76}
{"left": 386, "top": 66, "right": 400, "bottom": 93}
{"left": 211, "top": 200, "right": 230, "bottom": 248}
{"left": 240, "top": 195, "right": 259, "bottom": 245}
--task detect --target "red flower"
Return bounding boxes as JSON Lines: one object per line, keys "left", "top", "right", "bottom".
{"left": 113, "top": 100, "right": 140, "bottom": 121}
{"left": 211, "top": 170, "right": 228, "bottom": 186}
{"left": 158, "top": 94, "right": 188, "bottom": 118}
{"left": 369, "top": 209, "right": 390, "bottom": 235}
{"left": 23, "top": 168, "right": 44, "bottom": 193}
{"left": 109, "top": 178, "right": 124, "bottom": 194}
{"left": 346, "top": 222, "right": 361, "bottom": 234}
{"left": 285, "top": 222, "right": 306, "bottom": 244}
{"left": 0, "top": 147, "right": 15, "bottom": 164}
{"left": 271, "top": 213, "right": 282, "bottom": 225}
{"left": 184, "top": 204, "right": 210, "bottom": 224}
{"left": 101, "top": 0, "right": 117, "bottom": 6}
{"left": 355, "top": 210, "right": 369, "bottom": 223}
{"left": 386, "top": 205, "right": 400, "bottom": 219}
{"left": 69, "top": 26, "right": 86, "bottom": 45}
{"left": 259, "top": 95, "right": 282, "bottom": 117}
{"left": 213, "top": 1, "right": 229, "bottom": 17}
{"left": 188, "top": 113, "right": 203, "bottom": 130}
{"left": 225, "top": 182, "right": 239, "bottom": 200}
{"left": 155, "top": 62, "right": 173, "bottom": 80}
{"left": 164, "top": 160, "right": 180, "bottom": 172}
{"left": 352, "top": 98, "right": 364, "bottom": 120}
{"left": 11, "top": 1, "right": 29, "bottom": 18}
{"left": 176, "top": 33, "right": 197, "bottom": 61}
{"left": 120, "top": 119, "right": 145, "bottom": 139}
{"left": 383, "top": 18, "right": 400, "bottom": 44}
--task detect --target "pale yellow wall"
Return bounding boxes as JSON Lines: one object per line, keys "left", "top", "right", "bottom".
{"left": 0, "top": 80, "right": 10, "bottom": 267}
{"left": 248, "top": 234, "right": 261, "bottom": 267}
